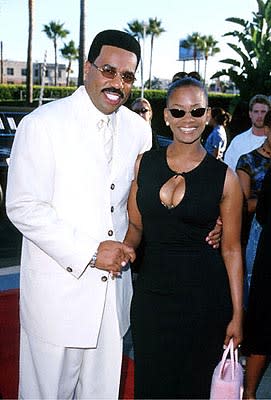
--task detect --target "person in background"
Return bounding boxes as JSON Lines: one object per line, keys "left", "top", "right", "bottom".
{"left": 6, "top": 29, "right": 151, "bottom": 400}
{"left": 131, "top": 97, "right": 152, "bottom": 123}
{"left": 124, "top": 77, "right": 243, "bottom": 399}
{"left": 236, "top": 110, "right": 271, "bottom": 308}
{"left": 224, "top": 94, "right": 271, "bottom": 170}
{"left": 131, "top": 97, "right": 160, "bottom": 149}
{"left": 204, "top": 107, "right": 231, "bottom": 159}
{"left": 242, "top": 166, "right": 271, "bottom": 400}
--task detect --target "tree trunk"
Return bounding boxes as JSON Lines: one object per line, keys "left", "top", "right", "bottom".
{"left": 66, "top": 60, "right": 71, "bottom": 86}
{"left": 26, "top": 0, "right": 34, "bottom": 104}
{"left": 78, "top": 0, "right": 86, "bottom": 86}
{"left": 148, "top": 35, "right": 154, "bottom": 89}
{"left": 54, "top": 39, "right": 57, "bottom": 86}
{"left": 203, "top": 57, "right": 208, "bottom": 84}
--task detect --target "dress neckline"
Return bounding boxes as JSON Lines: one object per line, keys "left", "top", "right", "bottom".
{"left": 163, "top": 146, "right": 208, "bottom": 177}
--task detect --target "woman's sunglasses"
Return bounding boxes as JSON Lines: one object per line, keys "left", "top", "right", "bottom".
{"left": 92, "top": 63, "right": 136, "bottom": 84}
{"left": 168, "top": 107, "right": 207, "bottom": 118}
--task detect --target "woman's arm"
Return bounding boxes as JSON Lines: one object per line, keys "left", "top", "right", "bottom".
{"left": 256, "top": 168, "right": 271, "bottom": 225}
{"left": 236, "top": 169, "right": 257, "bottom": 213}
{"left": 220, "top": 168, "right": 244, "bottom": 348}
{"left": 123, "top": 155, "right": 144, "bottom": 251}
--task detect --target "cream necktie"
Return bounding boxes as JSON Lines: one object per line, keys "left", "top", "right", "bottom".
{"left": 98, "top": 116, "right": 113, "bottom": 164}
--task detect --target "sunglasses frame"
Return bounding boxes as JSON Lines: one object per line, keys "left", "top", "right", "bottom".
{"left": 134, "top": 107, "right": 150, "bottom": 114}
{"left": 92, "top": 63, "right": 136, "bottom": 84}
{"left": 168, "top": 107, "right": 208, "bottom": 119}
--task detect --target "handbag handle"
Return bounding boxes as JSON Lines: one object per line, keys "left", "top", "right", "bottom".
{"left": 219, "top": 338, "right": 239, "bottom": 380}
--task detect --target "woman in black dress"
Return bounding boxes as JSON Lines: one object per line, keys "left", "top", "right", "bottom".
{"left": 124, "top": 77, "right": 243, "bottom": 399}
{"left": 242, "top": 166, "right": 271, "bottom": 400}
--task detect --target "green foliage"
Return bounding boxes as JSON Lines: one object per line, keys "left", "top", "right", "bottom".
{"left": 182, "top": 32, "right": 220, "bottom": 83}
{"left": 211, "top": 0, "right": 271, "bottom": 101}
{"left": 60, "top": 40, "right": 79, "bottom": 86}
{"left": 0, "top": 84, "right": 76, "bottom": 103}
{"left": 125, "top": 18, "right": 166, "bottom": 89}
{"left": 43, "top": 20, "right": 70, "bottom": 86}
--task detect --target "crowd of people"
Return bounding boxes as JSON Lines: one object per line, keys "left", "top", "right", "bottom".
{"left": 3, "top": 28, "right": 271, "bottom": 399}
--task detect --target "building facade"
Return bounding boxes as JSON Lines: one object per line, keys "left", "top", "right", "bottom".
{"left": 0, "top": 60, "right": 66, "bottom": 86}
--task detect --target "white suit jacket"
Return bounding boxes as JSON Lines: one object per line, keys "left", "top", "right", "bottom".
{"left": 6, "top": 86, "right": 152, "bottom": 347}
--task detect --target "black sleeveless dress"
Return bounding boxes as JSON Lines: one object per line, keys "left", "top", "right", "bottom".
{"left": 130, "top": 148, "right": 232, "bottom": 399}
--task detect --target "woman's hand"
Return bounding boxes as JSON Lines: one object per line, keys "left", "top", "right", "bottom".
{"left": 224, "top": 317, "right": 243, "bottom": 349}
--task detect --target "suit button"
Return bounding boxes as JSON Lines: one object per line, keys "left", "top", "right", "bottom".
{"left": 101, "top": 276, "right": 108, "bottom": 282}
{"left": 111, "top": 206, "right": 114, "bottom": 213}
{"left": 67, "top": 267, "right": 73, "bottom": 273}
{"left": 110, "top": 183, "right": 115, "bottom": 190}
{"left": 108, "top": 230, "right": 113, "bottom": 236}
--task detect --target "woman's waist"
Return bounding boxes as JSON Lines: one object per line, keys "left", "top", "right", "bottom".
{"left": 143, "top": 239, "right": 215, "bottom": 253}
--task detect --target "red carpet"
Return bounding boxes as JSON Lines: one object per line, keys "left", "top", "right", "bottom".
{"left": 0, "top": 289, "right": 134, "bottom": 400}
{"left": 0, "top": 289, "right": 19, "bottom": 400}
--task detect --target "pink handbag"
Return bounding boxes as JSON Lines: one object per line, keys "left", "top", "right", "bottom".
{"left": 210, "top": 339, "right": 244, "bottom": 399}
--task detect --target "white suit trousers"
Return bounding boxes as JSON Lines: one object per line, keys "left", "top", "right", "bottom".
{"left": 19, "top": 279, "right": 123, "bottom": 399}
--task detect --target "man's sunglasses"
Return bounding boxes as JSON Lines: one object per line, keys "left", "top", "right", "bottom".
{"left": 168, "top": 107, "right": 207, "bottom": 118}
{"left": 134, "top": 107, "right": 150, "bottom": 114}
{"left": 92, "top": 63, "right": 136, "bottom": 84}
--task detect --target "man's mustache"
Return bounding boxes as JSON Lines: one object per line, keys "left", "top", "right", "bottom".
{"left": 102, "top": 88, "right": 124, "bottom": 99}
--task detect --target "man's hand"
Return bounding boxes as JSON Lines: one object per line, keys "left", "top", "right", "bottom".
{"left": 205, "top": 217, "right": 222, "bottom": 249}
{"left": 95, "top": 240, "right": 136, "bottom": 276}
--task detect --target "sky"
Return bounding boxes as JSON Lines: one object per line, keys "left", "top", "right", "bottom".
{"left": 0, "top": 0, "right": 258, "bottom": 85}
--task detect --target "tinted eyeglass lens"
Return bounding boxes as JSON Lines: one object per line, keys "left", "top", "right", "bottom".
{"left": 100, "top": 65, "right": 135, "bottom": 84}
{"left": 102, "top": 65, "right": 116, "bottom": 79}
{"left": 122, "top": 72, "right": 136, "bottom": 84}
{"left": 169, "top": 108, "right": 206, "bottom": 118}
{"left": 191, "top": 107, "right": 206, "bottom": 117}
{"left": 134, "top": 108, "right": 149, "bottom": 114}
{"left": 169, "top": 109, "right": 185, "bottom": 118}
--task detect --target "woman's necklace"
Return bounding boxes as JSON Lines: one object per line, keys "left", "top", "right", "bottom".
{"left": 261, "top": 142, "right": 271, "bottom": 157}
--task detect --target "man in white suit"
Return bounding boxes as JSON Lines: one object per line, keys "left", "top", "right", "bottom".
{"left": 6, "top": 29, "right": 221, "bottom": 399}
{"left": 6, "top": 30, "right": 151, "bottom": 399}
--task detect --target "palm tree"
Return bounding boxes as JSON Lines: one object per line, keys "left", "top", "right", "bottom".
{"left": 147, "top": 18, "right": 165, "bottom": 89}
{"left": 125, "top": 20, "right": 148, "bottom": 95}
{"left": 211, "top": 0, "right": 271, "bottom": 100}
{"left": 182, "top": 32, "right": 204, "bottom": 72}
{"left": 43, "top": 20, "right": 69, "bottom": 86}
{"left": 61, "top": 40, "right": 79, "bottom": 86}
{"left": 26, "top": 0, "right": 34, "bottom": 104}
{"left": 201, "top": 35, "right": 220, "bottom": 84}
{"left": 78, "top": 0, "right": 86, "bottom": 86}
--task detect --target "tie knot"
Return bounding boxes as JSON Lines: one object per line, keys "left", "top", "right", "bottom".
{"left": 98, "top": 116, "right": 110, "bottom": 130}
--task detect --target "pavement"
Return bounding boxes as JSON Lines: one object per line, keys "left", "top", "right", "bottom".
{"left": 0, "top": 209, "right": 270, "bottom": 399}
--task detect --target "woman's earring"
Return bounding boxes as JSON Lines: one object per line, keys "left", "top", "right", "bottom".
{"left": 165, "top": 121, "right": 169, "bottom": 126}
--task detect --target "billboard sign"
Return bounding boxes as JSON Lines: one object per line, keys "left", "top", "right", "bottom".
{"left": 178, "top": 39, "right": 204, "bottom": 61}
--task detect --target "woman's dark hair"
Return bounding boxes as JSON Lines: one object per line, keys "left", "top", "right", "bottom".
{"left": 166, "top": 77, "right": 208, "bottom": 106}
{"left": 264, "top": 109, "right": 271, "bottom": 128}
{"left": 172, "top": 71, "right": 201, "bottom": 82}
{"left": 211, "top": 107, "right": 231, "bottom": 126}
